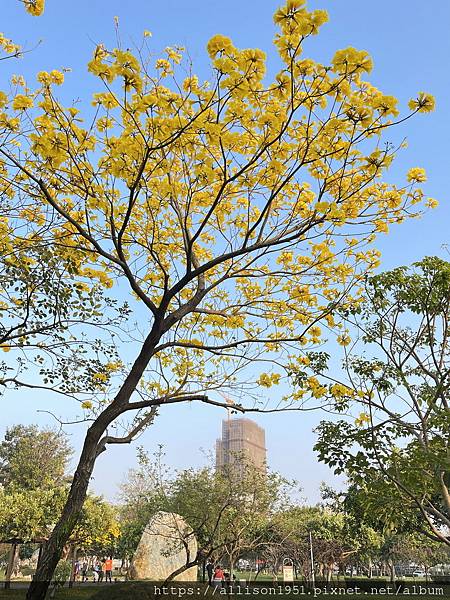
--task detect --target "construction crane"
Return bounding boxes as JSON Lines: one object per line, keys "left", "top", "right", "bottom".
{"left": 218, "top": 391, "right": 234, "bottom": 421}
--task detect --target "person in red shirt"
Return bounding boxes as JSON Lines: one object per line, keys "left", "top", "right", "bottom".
{"left": 213, "top": 566, "right": 224, "bottom": 587}
{"left": 104, "top": 557, "right": 113, "bottom": 583}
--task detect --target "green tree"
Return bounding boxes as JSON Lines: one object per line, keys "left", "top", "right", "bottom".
{"left": 0, "top": 487, "right": 66, "bottom": 541}
{"left": 0, "top": 427, "right": 117, "bottom": 555}
{"left": 0, "top": 426, "right": 70, "bottom": 543}
{"left": 70, "top": 495, "right": 120, "bottom": 557}
{"left": 313, "top": 257, "right": 450, "bottom": 546}
{"left": 119, "top": 449, "right": 294, "bottom": 580}
{"left": 399, "top": 535, "right": 450, "bottom": 578}
{"left": 320, "top": 484, "right": 383, "bottom": 578}
{"left": 0, "top": 425, "right": 72, "bottom": 490}
{"left": 264, "top": 505, "right": 352, "bottom": 582}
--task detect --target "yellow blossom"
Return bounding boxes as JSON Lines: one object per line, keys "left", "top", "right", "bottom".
{"left": 37, "top": 71, "right": 52, "bottom": 85}
{"left": 337, "top": 333, "right": 351, "bottom": 346}
{"left": 355, "top": 412, "right": 371, "bottom": 426}
{"left": 12, "top": 94, "right": 33, "bottom": 110}
{"left": 408, "top": 92, "right": 435, "bottom": 113}
{"left": 93, "top": 373, "right": 108, "bottom": 383}
{"left": 24, "top": 0, "right": 45, "bottom": 16}
{"left": 426, "top": 198, "right": 438, "bottom": 209}
{"left": 258, "top": 372, "right": 281, "bottom": 388}
{"left": 0, "top": 33, "right": 20, "bottom": 55}
{"left": 407, "top": 167, "right": 427, "bottom": 183}
{"left": 51, "top": 70, "right": 65, "bottom": 85}
{"left": 332, "top": 47, "right": 373, "bottom": 75}
{"left": 207, "top": 35, "right": 235, "bottom": 58}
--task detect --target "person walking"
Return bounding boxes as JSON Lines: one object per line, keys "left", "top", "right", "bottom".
{"left": 104, "top": 556, "right": 113, "bottom": 583}
{"left": 223, "top": 571, "right": 232, "bottom": 591}
{"left": 206, "top": 560, "right": 214, "bottom": 586}
{"left": 97, "top": 561, "right": 104, "bottom": 583}
{"left": 81, "top": 560, "right": 88, "bottom": 582}
{"left": 72, "top": 559, "right": 80, "bottom": 583}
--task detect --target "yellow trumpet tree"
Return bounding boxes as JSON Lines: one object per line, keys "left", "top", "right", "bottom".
{"left": 0, "top": 0, "right": 435, "bottom": 597}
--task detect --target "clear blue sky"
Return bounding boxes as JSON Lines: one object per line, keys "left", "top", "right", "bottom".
{"left": 2, "top": 0, "right": 450, "bottom": 503}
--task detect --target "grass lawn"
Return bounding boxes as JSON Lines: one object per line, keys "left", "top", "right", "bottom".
{"left": 0, "top": 587, "right": 96, "bottom": 600}
{"left": 0, "top": 582, "right": 450, "bottom": 600}
{"left": 0, "top": 573, "right": 450, "bottom": 600}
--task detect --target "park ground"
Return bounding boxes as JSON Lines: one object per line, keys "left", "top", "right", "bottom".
{"left": 1, "top": 581, "right": 450, "bottom": 600}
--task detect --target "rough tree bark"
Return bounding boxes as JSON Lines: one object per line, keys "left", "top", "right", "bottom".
{"left": 26, "top": 421, "right": 111, "bottom": 599}
{"left": 26, "top": 323, "right": 164, "bottom": 600}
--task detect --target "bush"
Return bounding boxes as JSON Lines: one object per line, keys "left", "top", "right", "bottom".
{"left": 50, "top": 561, "right": 72, "bottom": 597}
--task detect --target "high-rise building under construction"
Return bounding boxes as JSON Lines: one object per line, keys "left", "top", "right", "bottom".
{"left": 215, "top": 418, "right": 266, "bottom": 473}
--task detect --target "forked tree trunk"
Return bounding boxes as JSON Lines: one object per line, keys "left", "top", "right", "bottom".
{"left": 26, "top": 324, "right": 164, "bottom": 600}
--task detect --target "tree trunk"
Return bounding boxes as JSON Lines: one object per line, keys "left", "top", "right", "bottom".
{"left": 229, "top": 552, "right": 235, "bottom": 580}
{"left": 26, "top": 324, "right": 167, "bottom": 599}
{"left": 26, "top": 424, "right": 106, "bottom": 600}
{"left": 68, "top": 545, "right": 77, "bottom": 588}
{"left": 326, "top": 565, "right": 333, "bottom": 583}
{"left": 5, "top": 543, "right": 19, "bottom": 590}
{"left": 163, "top": 559, "right": 199, "bottom": 584}
{"left": 388, "top": 560, "right": 396, "bottom": 583}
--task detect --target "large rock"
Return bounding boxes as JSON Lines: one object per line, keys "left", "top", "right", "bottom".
{"left": 130, "top": 511, "right": 198, "bottom": 581}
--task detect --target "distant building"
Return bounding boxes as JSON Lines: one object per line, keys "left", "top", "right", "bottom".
{"left": 215, "top": 418, "right": 266, "bottom": 474}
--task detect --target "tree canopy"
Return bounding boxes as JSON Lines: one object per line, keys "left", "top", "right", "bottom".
{"left": 314, "top": 257, "right": 450, "bottom": 545}
{"left": 118, "top": 448, "right": 295, "bottom": 579}
{"left": 0, "top": 0, "right": 435, "bottom": 419}
{"left": 0, "top": 425, "right": 119, "bottom": 552}
{"left": 0, "top": 424, "right": 72, "bottom": 491}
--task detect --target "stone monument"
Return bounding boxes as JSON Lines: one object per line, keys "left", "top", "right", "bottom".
{"left": 130, "top": 511, "right": 198, "bottom": 581}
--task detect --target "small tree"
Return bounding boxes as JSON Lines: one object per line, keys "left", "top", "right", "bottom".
{"left": 119, "top": 449, "right": 295, "bottom": 581}
{"left": 0, "top": 487, "right": 65, "bottom": 542}
{"left": 49, "top": 560, "right": 71, "bottom": 598}
{"left": 314, "top": 257, "right": 450, "bottom": 545}
{"left": 275, "top": 506, "right": 352, "bottom": 582}
{"left": 0, "top": 426, "right": 118, "bottom": 567}
{"left": 0, "top": 426, "right": 71, "bottom": 543}
{"left": 70, "top": 495, "right": 120, "bottom": 559}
